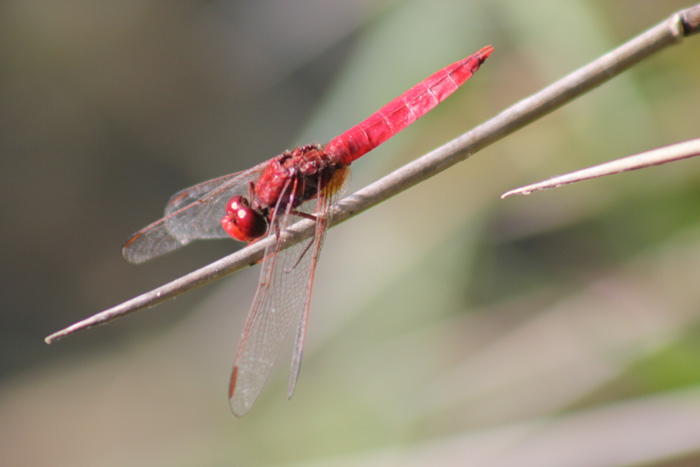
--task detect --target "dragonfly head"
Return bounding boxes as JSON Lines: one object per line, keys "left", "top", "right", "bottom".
{"left": 222, "top": 196, "right": 268, "bottom": 242}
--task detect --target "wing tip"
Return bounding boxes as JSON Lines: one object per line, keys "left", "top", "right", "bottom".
{"left": 228, "top": 366, "right": 249, "bottom": 417}
{"left": 229, "top": 366, "right": 238, "bottom": 399}
{"left": 121, "top": 231, "right": 148, "bottom": 264}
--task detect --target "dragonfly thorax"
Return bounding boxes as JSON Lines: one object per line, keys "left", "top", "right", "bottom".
{"left": 253, "top": 144, "right": 344, "bottom": 209}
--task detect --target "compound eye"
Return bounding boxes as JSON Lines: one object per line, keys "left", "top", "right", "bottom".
{"left": 221, "top": 196, "right": 267, "bottom": 242}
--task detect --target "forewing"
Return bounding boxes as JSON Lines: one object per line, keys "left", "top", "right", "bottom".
{"left": 287, "top": 166, "right": 349, "bottom": 398}
{"left": 228, "top": 189, "right": 311, "bottom": 415}
{"left": 122, "top": 161, "right": 268, "bottom": 264}
{"left": 228, "top": 168, "right": 350, "bottom": 416}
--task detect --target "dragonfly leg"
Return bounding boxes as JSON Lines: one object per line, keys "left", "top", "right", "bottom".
{"left": 284, "top": 237, "right": 315, "bottom": 274}
{"left": 290, "top": 210, "right": 317, "bottom": 221}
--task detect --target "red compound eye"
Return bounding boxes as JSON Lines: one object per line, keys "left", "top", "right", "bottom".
{"left": 221, "top": 196, "right": 267, "bottom": 242}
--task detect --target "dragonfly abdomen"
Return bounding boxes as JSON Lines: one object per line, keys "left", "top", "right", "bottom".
{"left": 325, "top": 45, "right": 493, "bottom": 165}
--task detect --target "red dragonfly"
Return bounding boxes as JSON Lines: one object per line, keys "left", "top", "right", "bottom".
{"left": 122, "top": 45, "right": 493, "bottom": 416}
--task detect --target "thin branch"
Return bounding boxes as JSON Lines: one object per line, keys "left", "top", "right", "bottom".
{"left": 45, "top": 4, "right": 700, "bottom": 344}
{"left": 501, "top": 138, "right": 700, "bottom": 198}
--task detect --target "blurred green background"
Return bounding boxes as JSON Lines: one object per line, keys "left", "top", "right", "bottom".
{"left": 2, "top": 1, "right": 700, "bottom": 466}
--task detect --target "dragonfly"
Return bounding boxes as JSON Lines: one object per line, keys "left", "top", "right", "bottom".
{"left": 122, "top": 45, "right": 493, "bottom": 416}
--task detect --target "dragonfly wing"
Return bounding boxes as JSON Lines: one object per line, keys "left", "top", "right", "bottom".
{"left": 228, "top": 168, "right": 350, "bottom": 416}
{"left": 227, "top": 182, "right": 318, "bottom": 416}
{"left": 122, "top": 161, "right": 268, "bottom": 264}
{"left": 163, "top": 173, "right": 243, "bottom": 240}
{"left": 163, "top": 160, "right": 268, "bottom": 240}
{"left": 287, "top": 167, "right": 349, "bottom": 399}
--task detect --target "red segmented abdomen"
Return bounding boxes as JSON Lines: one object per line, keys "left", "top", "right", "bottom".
{"left": 325, "top": 45, "right": 493, "bottom": 165}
